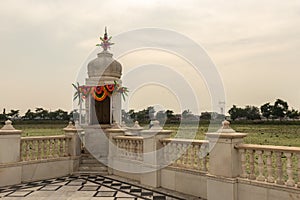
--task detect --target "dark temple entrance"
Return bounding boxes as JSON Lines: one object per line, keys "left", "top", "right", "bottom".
{"left": 90, "top": 97, "right": 110, "bottom": 124}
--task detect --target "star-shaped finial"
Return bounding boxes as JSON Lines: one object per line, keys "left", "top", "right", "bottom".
{"left": 96, "top": 27, "right": 114, "bottom": 51}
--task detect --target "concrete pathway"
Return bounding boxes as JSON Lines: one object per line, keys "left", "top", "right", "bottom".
{"left": 0, "top": 174, "right": 202, "bottom": 200}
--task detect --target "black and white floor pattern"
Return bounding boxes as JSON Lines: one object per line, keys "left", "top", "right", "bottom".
{"left": 0, "top": 174, "right": 185, "bottom": 199}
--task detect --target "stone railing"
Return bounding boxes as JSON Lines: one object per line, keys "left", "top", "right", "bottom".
{"left": 113, "top": 135, "right": 143, "bottom": 161}
{"left": 160, "top": 138, "right": 209, "bottom": 173}
{"left": 236, "top": 144, "right": 300, "bottom": 188}
{"left": 20, "top": 135, "right": 72, "bottom": 161}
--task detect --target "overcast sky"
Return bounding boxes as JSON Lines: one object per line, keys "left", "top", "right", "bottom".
{"left": 0, "top": 0, "right": 299, "bottom": 115}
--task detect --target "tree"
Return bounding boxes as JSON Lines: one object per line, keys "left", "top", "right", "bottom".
{"left": 0, "top": 114, "right": 6, "bottom": 121}
{"left": 165, "top": 110, "right": 174, "bottom": 119}
{"left": 200, "top": 112, "right": 211, "bottom": 120}
{"left": 287, "top": 109, "right": 300, "bottom": 119}
{"left": 272, "top": 99, "right": 288, "bottom": 120}
{"left": 147, "top": 106, "right": 155, "bottom": 121}
{"left": 128, "top": 109, "right": 137, "bottom": 120}
{"left": 228, "top": 105, "right": 243, "bottom": 121}
{"left": 35, "top": 107, "right": 49, "bottom": 119}
{"left": 260, "top": 103, "right": 273, "bottom": 120}
{"left": 7, "top": 109, "right": 20, "bottom": 119}
{"left": 156, "top": 110, "right": 166, "bottom": 124}
{"left": 228, "top": 105, "right": 260, "bottom": 120}
{"left": 0, "top": 108, "right": 7, "bottom": 121}
{"left": 47, "top": 109, "right": 69, "bottom": 120}
{"left": 23, "top": 109, "right": 35, "bottom": 120}
{"left": 182, "top": 109, "right": 192, "bottom": 119}
{"left": 244, "top": 106, "right": 261, "bottom": 120}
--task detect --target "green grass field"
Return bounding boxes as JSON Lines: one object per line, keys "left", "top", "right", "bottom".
{"left": 16, "top": 123, "right": 300, "bottom": 147}
{"left": 15, "top": 124, "right": 65, "bottom": 137}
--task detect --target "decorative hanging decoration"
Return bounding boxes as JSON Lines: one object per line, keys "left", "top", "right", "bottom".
{"left": 72, "top": 82, "right": 126, "bottom": 103}
{"left": 92, "top": 86, "right": 108, "bottom": 101}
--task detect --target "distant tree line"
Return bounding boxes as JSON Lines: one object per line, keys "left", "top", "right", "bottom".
{"left": 0, "top": 108, "right": 73, "bottom": 122}
{"left": 122, "top": 107, "right": 225, "bottom": 124}
{"left": 228, "top": 99, "right": 300, "bottom": 121}
{"left": 2, "top": 99, "right": 297, "bottom": 124}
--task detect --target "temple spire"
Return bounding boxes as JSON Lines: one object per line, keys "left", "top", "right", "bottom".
{"left": 96, "top": 27, "right": 114, "bottom": 51}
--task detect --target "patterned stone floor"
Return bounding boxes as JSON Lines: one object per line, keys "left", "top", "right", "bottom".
{"left": 0, "top": 174, "right": 192, "bottom": 200}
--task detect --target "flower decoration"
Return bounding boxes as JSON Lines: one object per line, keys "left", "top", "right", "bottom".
{"left": 72, "top": 81, "right": 128, "bottom": 103}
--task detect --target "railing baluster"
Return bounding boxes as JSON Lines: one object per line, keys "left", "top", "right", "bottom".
{"left": 44, "top": 139, "right": 47, "bottom": 159}
{"left": 276, "top": 151, "right": 284, "bottom": 185}
{"left": 195, "top": 145, "right": 203, "bottom": 170}
{"left": 60, "top": 138, "right": 64, "bottom": 157}
{"left": 169, "top": 141, "right": 173, "bottom": 164}
{"left": 32, "top": 140, "right": 36, "bottom": 160}
{"left": 115, "top": 139, "right": 120, "bottom": 158}
{"left": 48, "top": 139, "right": 52, "bottom": 158}
{"left": 297, "top": 153, "right": 300, "bottom": 188}
{"left": 285, "top": 152, "right": 295, "bottom": 187}
{"left": 256, "top": 150, "right": 265, "bottom": 181}
{"left": 190, "top": 144, "right": 195, "bottom": 169}
{"left": 173, "top": 143, "right": 178, "bottom": 167}
{"left": 54, "top": 139, "right": 58, "bottom": 157}
{"left": 20, "top": 141, "right": 24, "bottom": 161}
{"left": 138, "top": 140, "right": 142, "bottom": 161}
{"left": 266, "top": 151, "right": 274, "bottom": 183}
{"left": 182, "top": 143, "right": 187, "bottom": 168}
{"left": 186, "top": 144, "right": 191, "bottom": 168}
{"left": 38, "top": 140, "right": 42, "bottom": 160}
{"left": 26, "top": 141, "right": 30, "bottom": 161}
{"left": 120, "top": 140, "right": 124, "bottom": 158}
{"left": 239, "top": 149, "right": 248, "bottom": 178}
{"left": 249, "top": 150, "right": 256, "bottom": 180}
{"left": 202, "top": 148, "right": 208, "bottom": 172}
{"left": 120, "top": 139, "right": 124, "bottom": 158}
{"left": 65, "top": 138, "right": 69, "bottom": 156}
{"left": 179, "top": 143, "right": 184, "bottom": 167}
{"left": 133, "top": 140, "right": 138, "bottom": 160}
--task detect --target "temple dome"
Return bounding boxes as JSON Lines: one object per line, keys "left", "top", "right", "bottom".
{"left": 87, "top": 50, "right": 122, "bottom": 79}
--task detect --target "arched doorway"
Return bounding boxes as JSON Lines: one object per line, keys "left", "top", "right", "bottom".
{"left": 90, "top": 97, "right": 110, "bottom": 124}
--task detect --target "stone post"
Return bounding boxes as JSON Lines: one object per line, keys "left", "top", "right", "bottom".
{"left": 206, "top": 120, "right": 247, "bottom": 200}
{"left": 106, "top": 122, "right": 126, "bottom": 175}
{"left": 140, "top": 120, "right": 172, "bottom": 187}
{"left": 63, "top": 122, "right": 82, "bottom": 172}
{"left": 0, "top": 120, "right": 22, "bottom": 186}
{"left": 126, "top": 121, "right": 143, "bottom": 136}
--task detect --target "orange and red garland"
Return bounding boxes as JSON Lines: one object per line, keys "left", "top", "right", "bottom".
{"left": 79, "top": 85, "right": 115, "bottom": 102}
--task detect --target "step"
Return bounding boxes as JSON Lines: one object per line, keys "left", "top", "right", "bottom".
{"left": 80, "top": 159, "right": 102, "bottom": 164}
{"left": 80, "top": 163, "right": 106, "bottom": 168}
{"left": 73, "top": 171, "right": 109, "bottom": 175}
{"left": 78, "top": 166, "right": 108, "bottom": 172}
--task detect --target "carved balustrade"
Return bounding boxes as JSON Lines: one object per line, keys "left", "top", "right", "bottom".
{"left": 236, "top": 144, "right": 300, "bottom": 188}
{"left": 20, "top": 135, "right": 72, "bottom": 161}
{"left": 113, "top": 136, "right": 143, "bottom": 161}
{"left": 160, "top": 138, "right": 209, "bottom": 172}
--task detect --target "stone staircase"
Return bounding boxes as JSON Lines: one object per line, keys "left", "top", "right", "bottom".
{"left": 78, "top": 150, "right": 108, "bottom": 174}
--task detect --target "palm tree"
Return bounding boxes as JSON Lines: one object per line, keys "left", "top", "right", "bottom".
{"left": 72, "top": 82, "right": 83, "bottom": 105}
